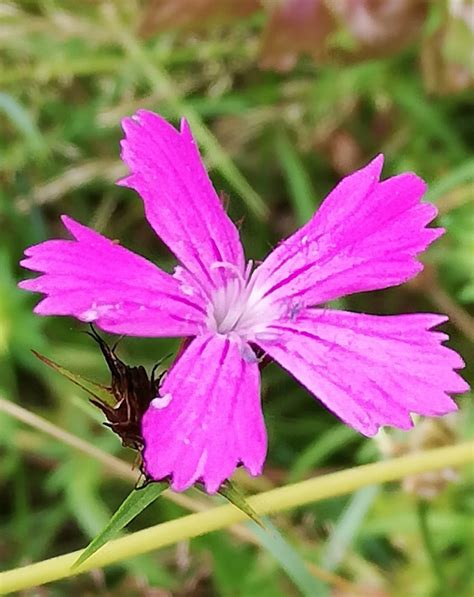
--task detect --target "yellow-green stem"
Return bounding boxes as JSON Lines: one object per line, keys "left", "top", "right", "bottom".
{"left": 0, "top": 396, "right": 199, "bottom": 513}
{"left": 1, "top": 442, "right": 473, "bottom": 594}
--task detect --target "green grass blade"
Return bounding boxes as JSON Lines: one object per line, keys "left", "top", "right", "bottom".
{"left": 250, "top": 518, "right": 329, "bottom": 597}
{"left": 289, "top": 426, "right": 358, "bottom": 483}
{"left": 217, "top": 480, "right": 265, "bottom": 528}
{"left": 275, "top": 129, "right": 317, "bottom": 225}
{"left": 424, "top": 158, "right": 474, "bottom": 203}
{"left": 73, "top": 482, "right": 168, "bottom": 569}
{"left": 0, "top": 92, "right": 46, "bottom": 156}
{"left": 321, "top": 485, "right": 379, "bottom": 571}
{"left": 391, "top": 81, "right": 466, "bottom": 160}
{"left": 416, "top": 499, "right": 449, "bottom": 593}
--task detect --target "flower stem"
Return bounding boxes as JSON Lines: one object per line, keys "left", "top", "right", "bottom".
{"left": 0, "top": 441, "right": 473, "bottom": 594}
{"left": 0, "top": 396, "right": 358, "bottom": 592}
{"left": 0, "top": 396, "right": 202, "bottom": 513}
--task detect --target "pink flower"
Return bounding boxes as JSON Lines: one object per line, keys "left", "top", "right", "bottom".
{"left": 20, "top": 111, "right": 468, "bottom": 493}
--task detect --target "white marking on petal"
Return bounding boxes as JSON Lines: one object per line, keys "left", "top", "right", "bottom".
{"left": 180, "top": 285, "right": 195, "bottom": 296}
{"left": 80, "top": 307, "right": 98, "bottom": 322}
{"left": 79, "top": 303, "right": 114, "bottom": 322}
{"left": 151, "top": 392, "right": 173, "bottom": 409}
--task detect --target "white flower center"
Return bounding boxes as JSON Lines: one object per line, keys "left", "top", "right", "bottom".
{"left": 206, "top": 261, "right": 278, "bottom": 341}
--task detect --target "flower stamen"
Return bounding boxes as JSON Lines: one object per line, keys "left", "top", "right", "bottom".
{"left": 206, "top": 261, "right": 278, "bottom": 339}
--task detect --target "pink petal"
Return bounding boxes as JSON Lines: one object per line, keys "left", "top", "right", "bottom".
{"left": 19, "top": 216, "right": 207, "bottom": 337}
{"left": 256, "top": 309, "right": 468, "bottom": 436}
{"left": 141, "top": 334, "right": 267, "bottom": 493}
{"left": 254, "top": 155, "right": 442, "bottom": 307}
{"left": 119, "top": 110, "right": 245, "bottom": 289}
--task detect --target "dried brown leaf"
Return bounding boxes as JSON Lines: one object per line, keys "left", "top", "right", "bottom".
{"left": 260, "top": 0, "right": 429, "bottom": 71}
{"left": 138, "top": 0, "right": 259, "bottom": 38}
{"left": 260, "top": 0, "right": 336, "bottom": 71}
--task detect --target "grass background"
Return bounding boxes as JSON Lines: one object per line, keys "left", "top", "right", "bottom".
{"left": 0, "top": 1, "right": 473, "bottom": 595}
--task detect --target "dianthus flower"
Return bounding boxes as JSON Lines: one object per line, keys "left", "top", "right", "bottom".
{"left": 20, "top": 111, "right": 468, "bottom": 492}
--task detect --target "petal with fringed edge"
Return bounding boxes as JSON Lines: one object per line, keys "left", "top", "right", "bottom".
{"left": 19, "top": 216, "right": 206, "bottom": 337}
{"left": 256, "top": 309, "right": 468, "bottom": 436}
{"left": 254, "top": 156, "right": 442, "bottom": 308}
{"left": 120, "top": 110, "right": 245, "bottom": 291}
{"left": 141, "top": 334, "right": 267, "bottom": 493}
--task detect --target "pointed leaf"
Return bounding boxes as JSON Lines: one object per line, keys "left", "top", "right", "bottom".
{"left": 275, "top": 128, "right": 317, "bottom": 225}
{"left": 250, "top": 518, "right": 329, "bottom": 596}
{"left": 321, "top": 485, "right": 379, "bottom": 571}
{"left": 217, "top": 480, "right": 265, "bottom": 528}
{"left": 73, "top": 481, "right": 168, "bottom": 569}
{"left": 32, "top": 350, "right": 114, "bottom": 406}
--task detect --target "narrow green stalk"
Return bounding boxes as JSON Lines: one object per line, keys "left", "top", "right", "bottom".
{"left": 0, "top": 442, "right": 472, "bottom": 594}
{"left": 417, "top": 500, "right": 449, "bottom": 594}
{"left": 275, "top": 128, "right": 317, "bottom": 226}
{"left": 0, "top": 396, "right": 360, "bottom": 591}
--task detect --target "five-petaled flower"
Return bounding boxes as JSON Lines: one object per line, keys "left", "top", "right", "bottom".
{"left": 20, "top": 111, "right": 468, "bottom": 493}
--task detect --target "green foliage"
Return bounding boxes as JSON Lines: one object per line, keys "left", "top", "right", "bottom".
{"left": 74, "top": 482, "right": 168, "bottom": 569}
{"left": 0, "top": 1, "right": 472, "bottom": 594}
{"left": 32, "top": 350, "right": 116, "bottom": 406}
{"left": 250, "top": 519, "right": 329, "bottom": 596}
{"left": 217, "top": 480, "right": 265, "bottom": 529}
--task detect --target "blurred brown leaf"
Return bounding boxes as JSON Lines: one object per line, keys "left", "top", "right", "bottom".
{"left": 324, "top": 129, "right": 364, "bottom": 175}
{"left": 260, "top": 0, "right": 336, "bottom": 71}
{"left": 138, "top": 0, "right": 259, "bottom": 37}
{"left": 260, "top": 0, "right": 429, "bottom": 70}
{"left": 135, "top": 0, "right": 472, "bottom": 95}
{"left": 334, "top": 0, "right": 429, "bottom": 58}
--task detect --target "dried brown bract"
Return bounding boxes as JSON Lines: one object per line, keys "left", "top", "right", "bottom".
{"left": 87, "top": 326, "right": 164, "bottom": 451}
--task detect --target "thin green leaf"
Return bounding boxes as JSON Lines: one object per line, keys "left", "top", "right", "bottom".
{"left": 417, "top": 499, "right": 449, "bottom": 593}
{"left": 217, "top": 480, "right": 265, "bottom": 528}
{"left": 424, "top": 158, "right": 474, "bottom": 203}
{"left": 391, "top": 81, "right": 466, "bottom": 161}
{"left": 250, "top": 518, "right": 329, "bottom": 597}
{"left": 321, "top": 485, "right": 379, "bottom": 571}
{"left": 73, "top": 482, "right": 168, "bottom": 569}
{"left": 32, "top": 350, "right": 114, "bottom": 406}
{"left": 275, "top": 129, "right": 317, "bottom": 225}
{"left": 66, "top": 458, "right": 111, "bottom": 539}
{"left": 0, "top": 92, "right": 46, "bottom": 155}
{"left": 289, "top": 426, "right": 358, "bottom": 483}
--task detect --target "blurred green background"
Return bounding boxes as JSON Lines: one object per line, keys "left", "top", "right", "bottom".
{"left": 0, "top": 1, "right": 473, "bottom": 595}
